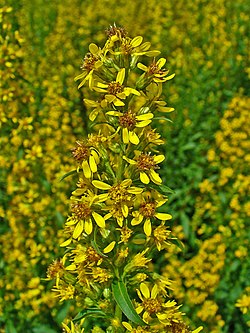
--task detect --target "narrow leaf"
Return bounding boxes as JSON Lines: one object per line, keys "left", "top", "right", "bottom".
{"left": 59, "top": 169, "right": 77, "bottom": 182}
{"left": 169, "top": 237, "right": 185, "bottom": 251}
{"left": 112, "top": 279, "right": 146, "bottom": 326}
{"left": 73, "top": 308, "right": 106, "bottom": 322}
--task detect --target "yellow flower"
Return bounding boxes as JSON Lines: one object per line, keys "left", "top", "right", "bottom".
{"left": 106, "top": 110, "right": 154, "bottom": 145}
{"left": 123, "top": 153, "right": 165, "bottom": 185}
{"left": 137, "top": 58, "right": 175, "bottom": 83}
{"left": 131, "top": 198, "right": 171, "bottom": 236}
{"left": 122, "top": 321, "right": 150, "bottom": 333}
{"left": 124, "top": 248, "right": 151, "bottom": 273}
{"left": 136, "top": 283, "right": 183, "bottom": 325}
{"left": 52, "top": 284, "right": 75, "bottom": 302}
{"left": 93, "top": 68, "right": 140, "bottom": 107}
{"left": 136, "top": 283, "right": 162, "bottom": 323}
{"left": 153, "top": 222, "right": 172, "bottom": 251}
{"left": 66, "top": 195, "right": 106, "bottom": 237}
{"left": 74, "top": 43, "right": 103, "bottom": 89}
{"left": 62, "top": 321, "right": 85, "bottom": 333}
{"left": 71, "top": 141, "right": 100, "bottom": 179}
{"left": 235, "top": 293, "right": 250, "bottom": 314}
{"left": 92, "top": 178, "right": 143, "bottom": 226}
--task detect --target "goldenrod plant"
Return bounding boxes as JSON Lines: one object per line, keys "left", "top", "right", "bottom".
{"left": 47, "top": 25, "right": 203, "bottom": 333}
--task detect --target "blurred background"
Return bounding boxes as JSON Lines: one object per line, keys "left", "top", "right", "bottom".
{"left": 1, "top": 0, "right": 249, "bottom": 332}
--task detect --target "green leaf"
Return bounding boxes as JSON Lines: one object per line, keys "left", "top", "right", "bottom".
{"left": 55, "top": 301, "right": 71, "bottom": 324}
{"left": 59, "top": 169, "right": 77, "bottom": 182}
{"left": 153, "top": 116, "right": 173, "bottom": 123}
{"left": 180, "top": 211, "right": 190, "bottom": 238}
{"left": 169, "top": 237, "right": 185, "bottom": 251}
{"left": 112, "top": 279, "right": 146, "bottom": 326}
{"left": 33, "top": 326, "right": 58, "bottom": 333}
{"left": 90, "top": 227, "right": 108, "bottom": 258}
{"left": 148, "top": 183, "right": 175, "bottom": 194}
{"left": 6, "top": 321, "right": 17, "bottom": 333}
{"left": 159, "top": 184, "right": 175, "bottom": 194}
{"left": 73, "top": 308, "right": 106, "bottom": 322}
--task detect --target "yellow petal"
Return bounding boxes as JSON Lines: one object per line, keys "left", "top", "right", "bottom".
{"left": 83, "top": 99, "right": 99, "bottom": 107}
{"left": 104, "top": 213, "right": 112, "bottom": 220}
{"left": 140, "top": 172, "right": 150, "bottom": 184}
{"left": 151, "top": 284, "right": 158, "bottom": 299}
{"left": 156, "top": 199, "right": 168, "bottom": 207}
{"left": 65, "top": 264, "right": 76, "bottom": 271}
{"left": 122, "top": 322, "right": 133, "bottom": 331}
{"left": 85, "top": 218, "right": 93, "bottom": 235}
{"left": 143, "top": 219, "right": 152, "bottom": 236}
{"left": 89, "top": 43, "right": 99, "bottom": 54}
{"left": 97, "top": 193, "right": 109, "bottom": 202}
{"left": 158, "top": 107, "right": 175, "bottom": 113}
{"left": 136, "top": 113, "right": 154, "bottom": 121}
{"left": 92, "top": 212, "right": 105, "bottom": 228}
{"left": 116, "top": 92, "right": 127, "bottom": 99}
{"left": 131, "top": 214, "right": 143, "bottom": 226}
{"left": 106, "top": 111, "right": 123, "bottom": 116}
{"left": 121, "top": 179, "right": 132, "bottom": 187}
{"left": 129, "top": 131, "right": 139, "bottom": 145}
{"left": 91, "top": 150, "right": 100, "bottom": 164}
{"left": 103, "top": 241, "right": 116, "bottom": 254}
{"left": 74, "top": 71, "right": 86, "bottom": 81}
{"left": 116, "top": 68, "right": 125, "bottom": 85}
{"left": 89, "top": 155, "right": 97, "bottom": 173}
{"left": 97, "top": 82, "right": 108, "bottom": 88}
{"left": 105, "top": 94, "right": 116, "bottom": 102}
{"left": 156, "top": 58, "right": 166, "bottom": 68}
{"left": 153, "top": 155, "right": 165, "bottom": 163}
{"left": 145, "top": 50, "right": 161, "bottom": 57}
{"left": 89, "top": 109, "right": 99, "bottom": 121}
{"left": 123, "top": 156, "right": 136, "bottom": 164}
{"left": 127, "top": 186, "right": 143, "bottom": 194}
{"left": 135, "top": 120, "right": 152, "bottom": 127}
{"left": 136, "top": 305, "right": 144, "bottom": 314}
{"left": 131, "top": 36, "right": 143, "bottom": 48}
{"left": 117, "top": 216, "right": 123, "bottom": 227}
{"left": 77, "top": 76, "right": 88, "bottom": 89}
{"left": 140, "top": 282, "right": 150, "bottom": 299}
{"left": 114, "top": 98, "right": 125, "bottom": 107}
{"left": 94, "top": 60, "right": 102, "bottom": 69}
{"left": 122, "top": 128, "right": 129, "bottom": 144}
{"left": 164, "top": 73, "right": 175, "bottom": 81}
{"left": 137, "top": 63, "right": 148, "bottom": 71}
{"left": 125, "top": 87, "right": 140, "bottom": 96}
{"left": 82, "top": 160, "right": 91, "bottom": 179}
{"left": 122, "top": 204, "right": 129, "bottom": 218}
{"left": 155, "top": 212, "right": 172, "bottom": 221}
{"left": 139, "top": 41, "right": 151, "bottom": 51}
{"left": 73, "top": 220, "right": 84, "bottom": 239}
{"left": 149, "top": 169, "right": 162, "bottom": 184}
{"left": 92, "top": 180, "right": 111, "bottom": 190}
{"left": 60, "top": 238, "right": 72, "bottom": 247}
{"left": 192, "top": 327, "right": 203, "bottom": 333}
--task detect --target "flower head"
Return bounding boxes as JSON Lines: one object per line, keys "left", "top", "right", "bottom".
{"left": 123, "top": 152, "right": 165, "bottom": 185}
{"left": 71, "top": 141, "right": 100, "bottom": 179}
{"left": 131, "top": 195, "right": 171, "bottom": 236}
{"left": 107, "top": 110, "right": 154, "bottom": 145}
{"left": 94, "top": 68, "right": 140, "bottom": 107}
{"left": 92, "top": 178, "right": 143, "bottom": 226}
{"left": 137, "top": 58, "right": 175, "bottom": 83}
{"left": 75, "top": 43, "right": 103, "bottom": 89}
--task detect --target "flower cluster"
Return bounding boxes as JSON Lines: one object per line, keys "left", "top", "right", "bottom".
{"left": 48, "top": 26, "right": 203, "bottom": 333}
